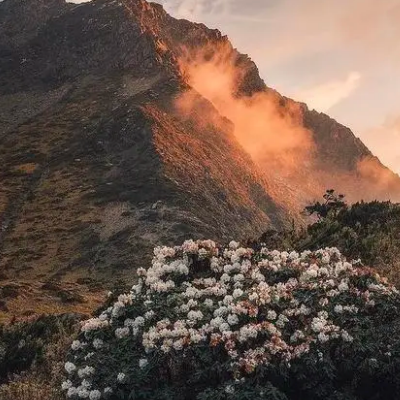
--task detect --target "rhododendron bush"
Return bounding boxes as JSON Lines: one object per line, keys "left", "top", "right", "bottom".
{"left": 63, "top": 240, "right": 400, "bottom": 400}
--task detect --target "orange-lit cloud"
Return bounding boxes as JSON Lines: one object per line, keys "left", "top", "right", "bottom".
{"left": 175, "top": 44, "right": 314, "bottom": 172}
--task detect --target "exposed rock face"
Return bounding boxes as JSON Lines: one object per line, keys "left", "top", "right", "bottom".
{"left": 0, "top": 0, "right": 399, "bottom": 283}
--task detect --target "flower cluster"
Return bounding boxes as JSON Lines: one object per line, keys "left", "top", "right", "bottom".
{"left": 62, "top": 240, "right": 399, "bottom": 398}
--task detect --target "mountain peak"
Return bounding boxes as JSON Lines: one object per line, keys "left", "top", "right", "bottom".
{"left": 0, "top": 0, "right": 399, "bottom": 283}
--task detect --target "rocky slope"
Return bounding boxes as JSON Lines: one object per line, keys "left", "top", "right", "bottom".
{"left": 0, "top": 0, "right": 399, "bottom": 289}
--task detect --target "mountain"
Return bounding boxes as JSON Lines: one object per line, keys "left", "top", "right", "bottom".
{"left": 0, "top": 0, "right": 399, "bottom": 293}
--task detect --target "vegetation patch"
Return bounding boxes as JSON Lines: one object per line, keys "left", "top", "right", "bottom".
{"left": 62, "top": 239, "right": 400, "bottom": 400}
{"left": 257, "top": 190, "right": 400, "bottom": 284}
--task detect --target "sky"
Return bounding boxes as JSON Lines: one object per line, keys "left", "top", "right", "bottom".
{"left": 69, "top": 0, "right": 400, "bottom": 173}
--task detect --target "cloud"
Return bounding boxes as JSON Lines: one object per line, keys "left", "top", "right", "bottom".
{"left": 175, "top": 44, "right": 315, "bottom": 174}
{"left": 157, "top": 0, "right": 233, "bottom": 20}
{"left": 293, "top": 72, "right": 362, "bottom": 112}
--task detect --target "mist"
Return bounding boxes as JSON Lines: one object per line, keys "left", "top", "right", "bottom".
{"left": 176, "top": 43, "right": 314, "bottom": 175}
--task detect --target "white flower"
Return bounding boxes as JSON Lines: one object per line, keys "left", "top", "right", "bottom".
{"left": 99, "top": 313, "right": 108, "bottom": 322}
{"left": 290, "top": 330, "right": 305, "bottom": 343}
{"left": 249, "top": 292, "right": 259, "bottom": 302}
{"left": 144, "top": 310, "right": 155, "bottom": 320}
{"left": 318, "top": 332, "right": 330, "bottom": 343}
{"left": 229, "top": 241, "right": 239, "bottom": 249}
{"left": 184, "top": 287, "right": 200, "bottom": 299}
{"left": 84, "top": 352, "right": 95, "bottom": 360}
{"left": 115, "top": 327, "right": 130, "bottom": 339}
{"left": 233, "top": 288, "right": 243, "bottom": 299}
{"left": 297, "top": 304, "right": 311, "bottom": 315}
{"left": 311, "top": 317, "right": 327, "bottom": 333}
{"left": 81, "top": 380, "right": 92, "bottom": 389}
{"left": 93, "top": 339, "right": 103, "bottom": 349}
{"left": 89, "top": 390, "right": 101, "bottom": 400}
{"left": 338, "top": 281, "right": 349, "bottom": 292}
{"left": 334, "top": 305, "right": 343, "bottom": 314}
{"left": 67, "top": 387, "right": 78, "bottom": 398}
{"left": 233, "top": 274, "right": 245, "bottom": 282}
{"left": 81, "top": 318, "right": 109, "bottom": 333}
{"left": 187, "top": 310, "right": 204, "bottom": 321}
{"left": 225, "top": 384, "right": 235, "bottom": 394}
{"left": 327, "top": 289, "right": 340, "bottom": 298}
{"left": 276, "top": 314, "right": 289, "bottom": 328}
{"left": 342, "top": 330, "right": 354, "bottom": 342}
{"left": 319, "top": 298, "right": 329, "bottom": 307}
{"left": 182, "top": 240, "right": 198, "bottom": 253}
{"left": 78, "top": 366, "right": 95, "bottom": 379}
{"left": 173, "top": 339, "right": 184, "bottom": 350}
{"left": 213, "top": 306, "right": 228, "bottom": 317}
{"left": 210, "top": 316, "right": 225, "bottom": 328}
{"left": 239, "top": 325, "right": 258, "bottom": 342}
{"left": 319, "top": 267, "right": 329, "bottom": 276}
{"left": 65, "top": 362, "right": 77, "bottom": 374}
{"left": 187, "top": 299, "right": 198, "bottom": 308}
{"left": 198, "top": 248, "right": 209, "bottom": 258}
{"left": 227, "top": 314, "right": 239, "bottom": 326}
{"left": 139, "top": 358, "right": 149, "bottom": 369}
{"left": 117, "top": 372, "right": 126, "bottom": 382}
{"left": 219, "top": 323, "right": 230, "bottom": 333}
{"left": 220, "top": 273, "right": 231, "bottom": 282}
{"left": 71, "top": 340, "right": 84, "bottom": 351}
{"left": 267, "top": 310, "right": 277, "bottom": 320}
{"left": 223, "top": 295, "right": 234, "bottom": 305}
{"left": 180, "top": 304, "right": 190, "bottom": 313}
{"left": 77, "top": 387, "right": 90, "bottom": 398}
{"left": 343, "top": 305, "right": 358, "bottom": 313}
{"left": 318, "top": 311, "right": 328, "bottom": 319}
{"left": 61, "top": 380, "right": 73, "bottom": 391}
{"left": 135, "top": 316, "right": 145, "bottom": 326}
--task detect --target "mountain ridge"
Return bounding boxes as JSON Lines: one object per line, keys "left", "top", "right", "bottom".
{"left": 0, "top": 0, "right": 399, "bottom": 287}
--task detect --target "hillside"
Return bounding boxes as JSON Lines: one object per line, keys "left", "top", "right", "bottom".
{"left": 0, "top": 0, "right": 399, "bottom": 293}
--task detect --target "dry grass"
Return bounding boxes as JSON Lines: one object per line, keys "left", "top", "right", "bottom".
{"left": 0, "top": 280, "right": 105, "bottom": 324}
{"left": 0, "top": 379, "right": 62, "bottom": 400}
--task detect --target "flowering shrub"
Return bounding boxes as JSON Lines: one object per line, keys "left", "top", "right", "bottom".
{"left": 260, "top": 194, "right": 400, "bottom": 285}
{"left": 63, "top": 240, "right": 400, "bottom": 400}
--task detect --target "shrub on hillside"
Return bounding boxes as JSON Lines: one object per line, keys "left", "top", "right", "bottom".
{"left": 257, "top": 191, "right": 400, "bottom": 283}
{"left": 62, "top": 240, "right": 400, "bottom": 399}
{"left": 0, "top": 314, "right": 78, "bottom": 384}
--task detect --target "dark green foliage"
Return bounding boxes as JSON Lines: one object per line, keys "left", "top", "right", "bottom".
{"left": 304, "top": 189, "right": 347, "bottom": 219}
{"left": 0, "top": 314, "right": 79, "bottom": 384}
{"left": 254, "top": 190, "right": 400, "bottom": 283}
